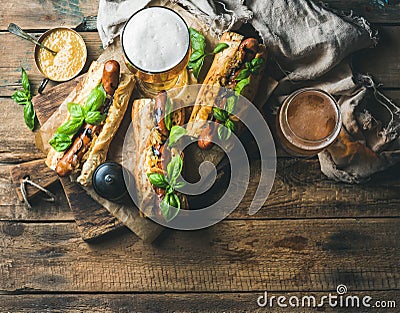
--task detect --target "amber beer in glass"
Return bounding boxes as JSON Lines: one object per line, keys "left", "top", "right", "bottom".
{"left": 121, "top": 7, "right": 191, "bottom": 96}
{"left": 277, "top": 88, "right": 342, "bottom": 156}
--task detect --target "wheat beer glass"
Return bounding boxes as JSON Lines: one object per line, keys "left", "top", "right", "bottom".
{"left": 121, "top": 7, "right": 191, "bottom": 96}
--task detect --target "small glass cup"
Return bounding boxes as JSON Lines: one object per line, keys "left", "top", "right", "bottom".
{"left": 277, "top": 88, "right": 342, "bottom": 156}
{"left": 121, "top": 7, "right": 191, "bottom": 97}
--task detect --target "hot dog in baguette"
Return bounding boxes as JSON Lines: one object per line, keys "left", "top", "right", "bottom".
{"left": 130, "top": 91, "right": 188, "bottom": 221}
{"left": 46, "top": 60, "right": 135, "bottom": 186}
{"left": 186, "top": 32, "right": 267, "bottom": 148}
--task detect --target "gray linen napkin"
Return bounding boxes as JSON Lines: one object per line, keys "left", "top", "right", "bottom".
{"left": 97, "top": 0, "right": 400, "bottom": 182}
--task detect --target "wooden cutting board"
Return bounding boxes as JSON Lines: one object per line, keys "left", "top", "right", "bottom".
{"left": 9, "top": 77, "right": 124, "bottom": 241}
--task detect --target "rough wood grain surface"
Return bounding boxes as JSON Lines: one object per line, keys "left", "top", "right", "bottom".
{"left": 0, "top": 98, "right": 44, "bottom": 163}
{"left": 0, "top": 219, "right": 398, "bottom": 292}
{"left": 324, "top": 0, "right": 400, "bottom": 24}
{"left": 0, "top": 0, "right": 398, "bottom": 31}
{"left": 0, "top": 1, "right": 99, "bottom": 30}
{"left": 1, "top": 292, "right": 398, "bottom": 313}
{"left": 1, "top": 159, "right": 399, "bottom": 221}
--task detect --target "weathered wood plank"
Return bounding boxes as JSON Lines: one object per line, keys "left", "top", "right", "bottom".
{"left": 222, "top": 158, "right": 400, "bottom": 219}
{"left": 0, "top": 0, "right": 399, "bottom": 31}
{"left": 1, "top": 160, "right": 399, "bottom": 221}
{"left": 324, "top": 0, "right": 400, "bottom": 24}
{"left": 0, "top": 219, "right": 398, "bottom": 292}
{"left": 0, "top": 99, "right": 44, "bottom": 163}
{"left": 1, "top": 292, "right": 398, "bottom": 312}
{"left": 1, "top": 26, "right": 400, "bottom": 96}
{"left": 0, "top": 1, "right": 99, "bottom": 30}
{"left": 0, "top": 32, "right": 103, "bottom": 97}
{"left": 354, "top": 26, "right": 400, "bottom": 88}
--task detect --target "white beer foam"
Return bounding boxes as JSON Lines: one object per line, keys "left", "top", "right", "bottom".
{"left": 123, "top": 7, "right": 189, "bottom": 73}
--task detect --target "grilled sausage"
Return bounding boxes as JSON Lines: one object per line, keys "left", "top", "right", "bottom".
{"left": 154, "top": 90, "right": 169, "bottom": 140}
{"left": 198, "top": 124, "right": 215, "bottom": 150}
{"left": 197, "top": 97, "right": 226, "bottom": 150}
{"left": 102, "top": 60, "right": 120, "bottom": 95}
{"left": 239, "top": 38, "right": 259, "bottom": 62}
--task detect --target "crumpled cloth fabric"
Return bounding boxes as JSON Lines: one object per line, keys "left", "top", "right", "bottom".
{"left": 97, "top": 0, "right": 400, "bottom": 183}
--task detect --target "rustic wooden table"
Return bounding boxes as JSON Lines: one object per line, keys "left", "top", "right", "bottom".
{"left": 1, "top": 1, "right": 399, "bottom": 312}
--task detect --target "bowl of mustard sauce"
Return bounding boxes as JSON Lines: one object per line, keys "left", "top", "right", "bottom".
{"left": 34, "top": 27, "right": 87, "bottom": 91}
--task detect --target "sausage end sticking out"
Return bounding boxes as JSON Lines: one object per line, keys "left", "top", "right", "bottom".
{"left": 198, "top": 123, "right": 215, "bottom": 150}
{"left": 102, "top": 60, "right": 120, "bottom": 95}
{"left": 239, "top": 38, "right": 259, "bottom": 62}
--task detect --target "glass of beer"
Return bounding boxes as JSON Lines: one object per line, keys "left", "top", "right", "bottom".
{"left": 277, "top": 88, "right": 342, "bottom": 156}
{"left": 121, "top": 7, "right": 191, "bottom": 97}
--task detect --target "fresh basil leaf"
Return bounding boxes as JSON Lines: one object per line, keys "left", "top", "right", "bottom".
{"left": 171, "top": 193, "right": 181, "bottom": 210}
{"left": 168, "top": 125, "right": 187, "bottom": 147}
{"left": 160, "top": 193, "right": 181, "bottom": 222}
{"left": 147, "top": 173, "right": 168, "bottom": 188}
{"left": 213, "top": 43, "right": 229, "bottom": 54}
{"left": 225, "top": 96, "right": 236, "bottom": 115}
{"left": 12, "top": 90, "right": 28, "bottom": 104}
{"left": 167, "top": 155, "right": 183, "bottom": 184}
{"left": 235, "top": 69, "right": 250, "bottom": 81}
{"left": 56, "top": 118, "right": 83, "bottom": 135}
{"left": 189, "top": 28, "right": 206, "bottom": 53}
{"left": 213, "top": 107, "right": 228, "bottom": 122}
{"left": 173, "top": 181, "right": 185, "bottom": 190}
{"left": 23, "top": 101, "right": 35, "bottom": 131}
{"left": 189, "top": 50, "right": 204, "bottom": 62}
{"left": 188, "top": 55, "right": 204, "bottom": 79}
{"left": 188, "top": 28, "right": 206, "bottom": 79}
{"left": 25, "top": 89, "right": 32, "bottom": 100}
{"left": 67, "top": 102, "right": 84, "bottom": 120}
{"left": 85, "top": 84, "right": 106, "bottom": 112}
{"left": 217, "top": 123, "right": 232, "bottom": 141}
{"left": 49, "top": 133, "right": 72, "bottom": 152}
{"left": 235, "top": 77, "right": 250, "bottom": 95}
{"left": 85, "top": 111, "right": 106, "bottom": 125}
{"left": 164, "top": 97, "right": 173, "bottom": 131}
{"left": 21, "top": 68, "right": 30, "bottom": 92}
{"left": 166, "top": 185, "right": 174, "bottom": 195}
{"left": 250, "top": 57, "right": 264, "bottom": 73}
{"left": 225, "top": 118, "right": 236, "bottom": 132}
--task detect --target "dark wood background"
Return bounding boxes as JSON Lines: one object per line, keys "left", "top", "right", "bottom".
{"left": 0, "top": 0, "right": 399, "bottom": 312}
